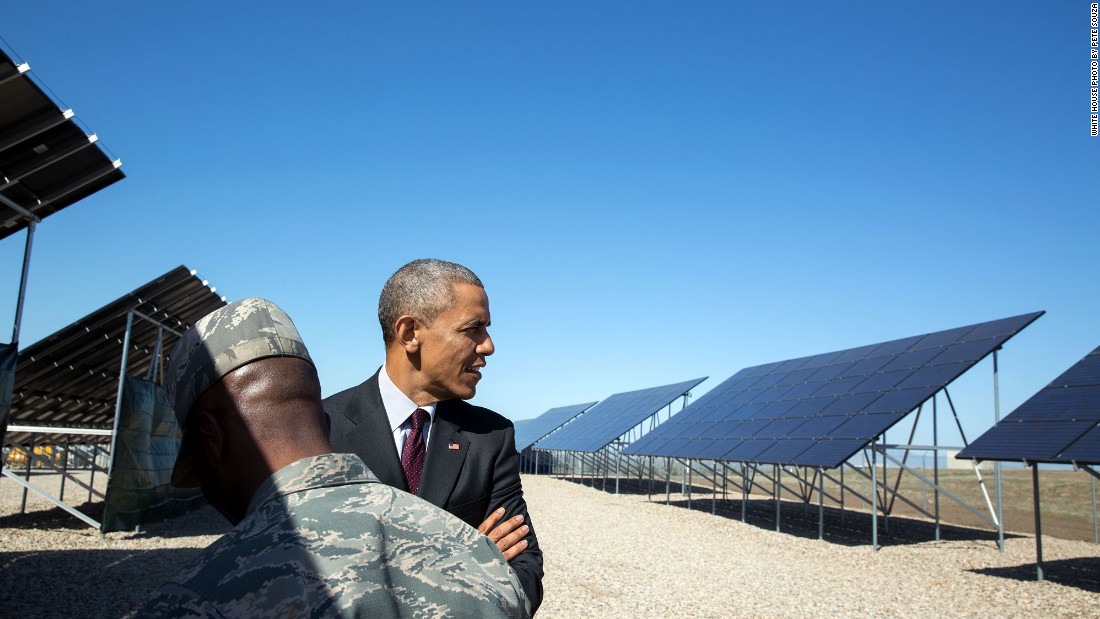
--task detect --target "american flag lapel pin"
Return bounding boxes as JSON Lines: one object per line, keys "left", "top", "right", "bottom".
{"left": 448, "top": 441, "right": 461, "bottom": 450}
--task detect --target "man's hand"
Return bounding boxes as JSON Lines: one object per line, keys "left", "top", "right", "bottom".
{"left": 477, "top": 507, "right": 529, "bottom": 561}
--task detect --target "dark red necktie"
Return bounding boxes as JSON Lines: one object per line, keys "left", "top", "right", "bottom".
{"left": 401, "top": 408, "right": 429, "bottom": 495}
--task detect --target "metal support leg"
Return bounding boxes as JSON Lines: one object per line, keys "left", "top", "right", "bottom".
{"left": 934, "top": 395, "right": 941, "bottom": 541}
{"left": 108, "top": 311, "right": 136, "bottom": 480}
{"left": 841, "top": 465, "right": 846, "bottom": 524}
{"left": 818, "top": 467, "right": 824, "bottom": 541}
{"left": 994, "top": 350, "right": 1005, "bottom": 552}
{"left": 59, "top": 438, "right": 71, "bottom": 501}
{"left": 687, "top": 459, "right": 693, "bottom": 511}
{"left": 665, "top": 458, "right": 671, "bottom": 505}
{"left": 1093, "top": 475, "right": 1098, "bottom": 545}
{"left": 872, "top": 441, "right": 879, "bottom": 551}
{"left": 712, "top": 461, "right": 717, "bottom": 515}
{"left": 775, "top": 464, "right": 781, "bottom": 533}
{"left": 1033, "top": 465, "right": 1044, "bottom": 581}
{"left": 88, "top": 445, "right": 98, "bottom": 503}
{"left": 11, "top": 219, "right": 37, "bottom": 345}
{"left": 741, "top": 464, "right": 748, "bottom": 523}
{"left": 21, "top": 435, "right": 35, "bottom": 513}
{"left": 614, "top": 452, "right": 621, "bottom": 496}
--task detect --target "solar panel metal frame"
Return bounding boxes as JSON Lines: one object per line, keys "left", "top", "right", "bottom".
{"left": 625, "top": 312, "right": 1043, "bottom": 468}
{"left": 514, "top": 401, "right": 598, "bottom": 452}
{"left": 0, "top": 48, "right": 124, "bottom": 240}
{"left": 534, "top": 377, "right": 706, "bottom": 453}
{"left": 958, "top": 345, "right": 1100, "bottom": 465}
{"left": 3, "top": 266, "right": 226, "bottom": 447}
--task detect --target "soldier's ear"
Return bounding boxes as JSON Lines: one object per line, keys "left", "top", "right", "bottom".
{"left": 194, "top": 409, "right": 227, "bottom": 463}
{"left": 394, "top": 315, "right": 420, "bottom": 354}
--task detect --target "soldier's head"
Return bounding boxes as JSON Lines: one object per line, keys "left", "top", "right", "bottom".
{"left": 378, "top": 259, "right": 495, "bottom": 405}
{"left": 167, "top": 298, "right": 332, "bottom": 524}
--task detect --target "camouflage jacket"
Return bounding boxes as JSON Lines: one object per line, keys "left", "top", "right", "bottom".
{"left": 133, "top": 453, "right": 529, "bottom": 618}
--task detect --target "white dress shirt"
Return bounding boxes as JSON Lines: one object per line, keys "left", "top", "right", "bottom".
{"left": 378, "top": 365, "right": 437, "bottom": 458}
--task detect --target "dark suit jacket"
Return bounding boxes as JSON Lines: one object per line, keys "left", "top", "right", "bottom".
{"left": 324, "top": 371, "right": 544, "bottom": 613}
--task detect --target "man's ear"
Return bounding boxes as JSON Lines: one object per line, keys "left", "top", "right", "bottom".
{"left": 394, "top": 315, "right": 420, "bottom": 354}
{"left": 194, "top": 409, "right": 227, "bottom": 464}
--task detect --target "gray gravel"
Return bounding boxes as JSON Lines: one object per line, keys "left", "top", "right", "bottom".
{"left": 2, "top": 471, "right": 1099, "bottom": 618}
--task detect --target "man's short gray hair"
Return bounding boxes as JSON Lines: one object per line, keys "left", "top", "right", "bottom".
{"left": 378, "top": 259, "right": 484, "bottom": 345}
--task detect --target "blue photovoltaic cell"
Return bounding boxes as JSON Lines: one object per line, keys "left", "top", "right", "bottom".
{"left": 759, "top": 417, "right": 809, "bottom": 439}
{"left": 959, "top": 345, "right": 1100, "bottom": 464}
{"left": 820, "top": 392, "right": 883, "bottom": 416}
{"left": 789, "top": 439, "right": 868, "bottom": 467}
{"left": 963, "top": 315, "right": 1034, "bottom": 341}
{"left": 721, "top": 439, "right": 776, "bottom": 462}
{"left": 638, "top": 438, "right": 672, "bottom": 456}
{"left": 754, "top": 439, "right": 814, "bottom": 465}
{"left": 806, "top": 363, "right": 849, "bottom": 383}
{"left": 832, "top": 344, "right": 879, "bottom": 364}
{"left": 777, "top": 381, "right": 825, "bottom": 400}
{"left": 866, "top": 335, "right": 924, "bottom": 359}
{"left": 536, "top": 377, "right": 706, "bottom": 453}
{"left": 1057, "top": 355, "right": 1100, "bottom": 387}
{"left": 1006, "top": 387, "right": 1100, "bottom": 421}
{"left": 929, "top": 339, "right": 999, "bottom": 365}
{"left": 516, "top": 402, "right": 598, "bottom": 451}
{"left": 879, "top": 348, "right": 943, "bottom": 372}
{"left": 911, "top": 325, "right": 975, "bottom": 350}
{"left": 1059, "top": 425, "right": 1100, "bottom": 462}
{"left": 861, "top": 387, "right": 939, "bottom": 415}
{"left": 785, "top": 397, "right": 834, "bottom": 417}
{"left": 787, "top": 416, "right": 847, "bottom": 439}
{"left": 625, "top": 312, "right": 1043, "bottom": 468}
{"left": 839, "top": 357, "right": 893, "bottom": 378}
{"left": 958, "top": 420, "right": 1096, "bottom": 462}
{"left": 694, "top": 438, "right": 743, "bottom": 459}
{"left": 831, "top": 412, "right": 907, "bottom": 440}
{"left": 851, "top": 369, "right": 911, "bottom": 394}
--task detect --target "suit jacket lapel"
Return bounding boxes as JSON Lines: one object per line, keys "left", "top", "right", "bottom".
{"left": 340, "top": 372, "right": 407, "bottom": 490}
{"left": 419, "top": 400, "right": 467, "bottom": 507}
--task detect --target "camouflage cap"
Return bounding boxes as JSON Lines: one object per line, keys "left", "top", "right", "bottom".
{"left": 167, "top": 297, "right": 313, "bottom": 487}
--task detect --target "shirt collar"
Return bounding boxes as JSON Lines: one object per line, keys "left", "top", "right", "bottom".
{"left": 379, "top": 365, "right": 436, "bottom": 431}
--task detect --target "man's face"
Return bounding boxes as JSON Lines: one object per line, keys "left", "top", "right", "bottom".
{"left": 417, "top": 283, "right": 495, "bottom": 401}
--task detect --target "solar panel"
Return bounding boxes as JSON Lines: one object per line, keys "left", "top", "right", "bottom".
{"left": 0, "top": 48, "right": 125, "bottom": 240}
{"left": 534, "top": 378, "right": 706, "bottom": 453}
{"left": 625, "top": 312, "right": 1042, "bottom": 468}
{"left": 958, "top": 345, "right": 1100, "bottom": 465}
{"left": 4, "top": 266, "right": 225, "bottom": 448}
{"left": 513, "top": 402, "right": 597, "bottom": 452}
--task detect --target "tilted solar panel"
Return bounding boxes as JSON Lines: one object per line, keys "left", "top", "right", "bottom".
{"left": 535, "top": 378, "right": 706, "bottom": 453}
{"left": 957, "top": 345, "right": 1100, "bottom": 465}
{"left": 625, "top": 312, "right": 1043, "bottom": 468}
{"left": 514, "top": 402, "right": 598, "bottom": 452}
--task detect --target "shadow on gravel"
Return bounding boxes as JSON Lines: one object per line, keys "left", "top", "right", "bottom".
{"left": 0, "top": 546, "right": 207, "bottom": 618}
{"left": 0, "top": 501, "right": 105, "bottom": 531}
{"left": 971, "top": 557, "right": 1100, "bottom": 593}
{"left": 555, "top": 475, "right": 1016, "bottom": 548}
{"left": 0, "top": 502, "right": 229, "bottom": 538}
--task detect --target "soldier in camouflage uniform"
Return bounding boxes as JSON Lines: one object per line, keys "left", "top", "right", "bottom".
{"left": 133, "top": 298, "right": 529, "bottom": 618}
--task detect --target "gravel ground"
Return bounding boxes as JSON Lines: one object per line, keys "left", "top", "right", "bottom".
{"left": 2, "top": 471, "right": 1099, "bottom": 618}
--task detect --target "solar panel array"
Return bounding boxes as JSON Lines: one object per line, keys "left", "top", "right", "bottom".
{"left": 958, "top": 345, "right": 1100, "bottom": 465}
{"left": 513, "top": 402, "right": 598, "bottom": 452}
{"left": 624, "top": 312, "right": 1043, "bottom": 468}
{"left": 536, "top": 378, "right": 707, "bottom": 453}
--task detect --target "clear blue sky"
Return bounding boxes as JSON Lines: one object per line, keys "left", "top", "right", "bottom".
{"left": 2, "top": 2, "right": 1097, "bottom": 450}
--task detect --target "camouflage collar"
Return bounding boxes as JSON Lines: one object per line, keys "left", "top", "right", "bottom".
{"left": 246, "top": 453, "right": 379, "bottom": 516}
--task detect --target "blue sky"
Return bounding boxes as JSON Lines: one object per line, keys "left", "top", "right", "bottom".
{"left": 2, "top": 2, "right": 1097, "bottom": 451}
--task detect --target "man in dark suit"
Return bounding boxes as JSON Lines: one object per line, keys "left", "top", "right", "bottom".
{"left": 325, "top": 258, "right": 543, "bottom": 613}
